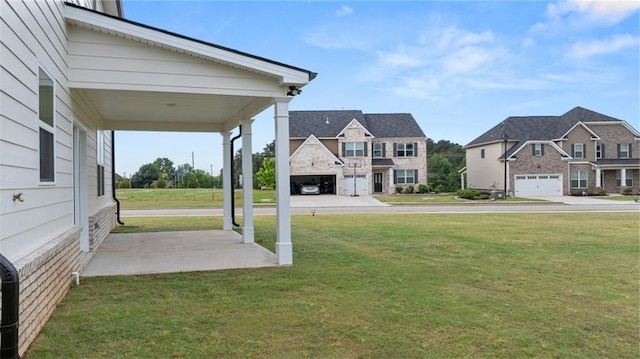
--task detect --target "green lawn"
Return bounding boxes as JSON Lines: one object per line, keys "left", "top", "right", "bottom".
{"left": 25, "top": 213, "right": 639, "bottom": 358}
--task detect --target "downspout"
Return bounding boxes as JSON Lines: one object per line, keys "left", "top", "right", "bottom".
{"left": 111, "top": 131, "right": 124, "bottom": 225}
{"left": 0, "top": 253, "right": 20, "bottom": 359}
{"left": 230, "top": 127, "right": 242, "bottom": 228}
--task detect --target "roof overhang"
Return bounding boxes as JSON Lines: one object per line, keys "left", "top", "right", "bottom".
{"left": 64, "top": 3, "right": 315, "bottom": 132}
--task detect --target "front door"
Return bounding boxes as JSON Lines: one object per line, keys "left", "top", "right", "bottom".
{"left": 374, "top": 173, "right": 383, "bottom": 193}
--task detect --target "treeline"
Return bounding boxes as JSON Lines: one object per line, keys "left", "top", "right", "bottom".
{"left": 120, "top": 139, "right": 466, "bottom": 192}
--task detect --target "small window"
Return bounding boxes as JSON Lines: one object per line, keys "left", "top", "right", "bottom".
{"left": 395, "top": 169, "right": 416, "bottom": 184}
{"left": 345, "top": 142, "right": 365, "bottom": 157}
{"left": 373, "top": 143, "right": 384, "bottom": 158}
{"left": 618, "top": 144, "right": 630, "bottom": 159}
{"left": 39, "top": 68, "right": 55, "bottom": 182}
{"left": 480, "top": 149, "right": 485, "bottom": 159}
{"left": 573, "top": 143, "right": 584, "bottom": 159}
{"left": 570, "top": 170, "right": 587, "bottom": 188}
{"left": 533, "top": 143, "right": 542, "bottom": 156}
{"left": 395, "top": 143, "right": 414, "bottom": 157}
{"left": 596, "top": 144, "right": 603, "bottom": 159}
{"left": 616, "top": 169, "right": 633, "bottom": 187}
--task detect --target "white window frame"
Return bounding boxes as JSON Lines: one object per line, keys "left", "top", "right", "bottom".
{"left": 373, "top": 143, "right": 383, "bottom": 158}
{"left": 396, "top": 169, "right": 416, "bottom": 184}
{"left": 570, "top": 170, "right": 587, "bottom": 188}
{"left": 533, "top": 143, "right": 542, "bottom": 156}
{"left": 39, "top": 67, "right": 55, "bottom": 184}
{"left": 480, "top": 149, "right": 485, "bottom": 159}
{"left": 619, "top": 144, "right": 630, "bottom": 159}
{"left": 345, "top": 142, "right": 364, "bottom": 157}
{"left": 596, "top": 144, "right": 602, "bottom": 159}
{"left": 396, "top": 143, "right": 414, "bottom": 157}
{"left": 573, "top": 143, "right": 584, "bottom": 159}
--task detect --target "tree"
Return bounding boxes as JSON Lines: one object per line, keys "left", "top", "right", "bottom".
{"left": 256, "top": 157, "right": 275, "bottom": 189}
{"left": 153, "top": 157, "right": 175, "bottom": 181}
{"left": 132, "top": 162, "right": 160, "bottom": 188}
{"left": 428, "top": 154, "right": 459, "bottom": 192}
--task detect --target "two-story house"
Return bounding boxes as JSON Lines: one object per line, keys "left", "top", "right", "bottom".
{"left": 289, "top": 110, "right": 427, "bottom": 195}
{"left": 462, "top": 107, "right": 639, "bottom": 197}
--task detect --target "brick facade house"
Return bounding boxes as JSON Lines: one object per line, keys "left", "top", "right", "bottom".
{"left": 289, "top": 110, "right": 427, "bottom": 195}
{"left": 462, "top": 107, "right": 639, "bottom": 197}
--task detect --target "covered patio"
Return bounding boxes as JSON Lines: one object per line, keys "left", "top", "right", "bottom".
{"left": 65, "top": 4, "right": 315, "bottom": 268}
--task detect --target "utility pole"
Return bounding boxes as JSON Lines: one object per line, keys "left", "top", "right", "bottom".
{"left": 192, "top": 152, "right": 195, "bottom": 169}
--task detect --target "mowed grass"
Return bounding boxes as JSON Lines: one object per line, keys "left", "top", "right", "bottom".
{"left": 26, "top": 213, "right": 639, "bottom": 359}
{"left": 116, "top": 188, "right": 276, "bottom": 209}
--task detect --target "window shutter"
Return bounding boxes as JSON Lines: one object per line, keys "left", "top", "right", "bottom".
{"left": 414, "top": 142, "right": 418, "bottom": 157}
{"left": 617, "top": 144, "right": 621, "bottom": 158}
{"left": 541, "top": 144, "right": 545, "bottom": 156}
{"left": 393, "top": 143, "right": 397, "bottom": 157}
{"left": 414, "top": 169, "right": 418, "bottom": 184}
{"left": 601, "top": 144, "right": 605, "bottom": 158}
{"left": 382, "top": 143, "right": 386, "bottom": 157}
{"left": 342, "top": 142, "right": 346, "bottom": 157}
{"left": 572, "top": 144, "right": 575, "bottom": 157}
{"left": 363, "top": 142, "right": 368, "bottom": 157}
{"left": 629, "top": 144, "right": 633, "bottom": 157}
{"left": 393, "top": 170, "right": 397, "bottom": 184}
{"left": 532, "top": 144, "right": 535, "bottom": 155}
{"left": 583, "top": 143, "right": 586, "bottom": 158}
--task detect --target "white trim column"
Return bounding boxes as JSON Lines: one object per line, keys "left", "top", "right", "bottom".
{"left": 221, "top": 132, "right": 232, "bottom": 231}
{"left": 620, "top": 168, "right": 627, "bottom": 187}
{"left": 274, "top": 98, "right": 293, "bottom": 265}
{"left": 389, "top": 169, "right": 394, "bottom": 194}
{"left": 460, "top": 172, "right": 465, "bottom": 189}
{"left": 595, "top": 168, "right": 602, "bottom": 188}
{"left": 241, "top": 119, "right": 254, "bottom": 243}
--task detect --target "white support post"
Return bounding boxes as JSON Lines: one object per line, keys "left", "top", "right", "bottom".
{"left": 274, "top": 98, "right": 293, "bottom": 265}
{"left": 620, "top": 168, "right": 627, "bottom": 187}
{"left": 595, "top": 168, "right": 602, "bottom": 188}
{"left": 389, "top": 170, "right": 394, "bottom": 194}
{"left": 221, "top": 132, "right": 232, "bottom": 231}
{"left": 460, "top": 172, "right": 465, "bottom": 189}
{"left": 241, "top": 119, "right": 255, "bottom": 244}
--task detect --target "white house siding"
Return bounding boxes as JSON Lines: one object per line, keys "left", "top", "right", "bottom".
{"left": 1, "top": 1, "right": 115, "bottom": 355}
{"left": 465, "top": 142, "right": 507, "bottom": 191}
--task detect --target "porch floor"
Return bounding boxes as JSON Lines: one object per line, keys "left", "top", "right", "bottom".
{"left": 82, "top": 230, "right": 277, "bottom": 277}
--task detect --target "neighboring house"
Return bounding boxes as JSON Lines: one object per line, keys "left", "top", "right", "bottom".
{"left": 462, "top": 107, "right": 640, "bottom": 197}
{"left": 1, "top": 0, "right": 313, "bottom": 355}
{"left": 289, "top": 110, "right": 427, "bottom": 195}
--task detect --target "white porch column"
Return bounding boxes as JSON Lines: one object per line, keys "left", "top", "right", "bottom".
{"left": 460, "top": 173, "right": 465, "bottom": 189}
{"left": 620, "top": 168, "right": 627, "bottom": 187}
{"left": 389, "top": 169, "right": 394, "bottom": 194}
{"left": 241, "top": 119, "right": 255, "bottom": 244}
{"left": 274, "top": 98, "right": 293, "bottom": 265}
{"left": 595, "top": 168, "right": 602, "bottom": 188}
{"left": 221, "top": 132, "right": 232, "bottom": 231}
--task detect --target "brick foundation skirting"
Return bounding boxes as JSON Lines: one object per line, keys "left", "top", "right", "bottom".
{"left": 0, "top": 203, "right": 116, "bottom": 356}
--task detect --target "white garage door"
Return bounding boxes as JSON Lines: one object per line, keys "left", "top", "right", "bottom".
{"left": 514, "top": 174, "right": 563, "bottom": 197}
{"left": 343, "top": 175, "right": 368, "bottom": 196}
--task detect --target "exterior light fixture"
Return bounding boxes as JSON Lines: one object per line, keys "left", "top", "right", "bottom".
{"left": 286, "top": 86, "right": 301, "bottom": 96}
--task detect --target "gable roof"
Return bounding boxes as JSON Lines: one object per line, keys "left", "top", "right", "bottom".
{"left": 289, "top": 110, "right": 425, "bottom": 138}
{"left": 465, "top": 107, "right": 628, "bottom": 157}
{"left": 289, "top": 134, "right": 344, "bottom": 165}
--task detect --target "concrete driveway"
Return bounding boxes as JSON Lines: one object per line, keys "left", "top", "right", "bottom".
{"left": 291, "top": 194, "right": 389, "bottom": 208}
{"left": 528, "top": 195, "right": 638, "bottom": 205}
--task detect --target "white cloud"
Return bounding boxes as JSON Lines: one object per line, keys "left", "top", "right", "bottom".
{"left": 336, "top": 5, "right": 354, "bottom": 18}
{"left": 567, "top": 34, "right": 640, "bottom": 59}
{"left": 532, "top": 0, "right": 640, "bottom": 31}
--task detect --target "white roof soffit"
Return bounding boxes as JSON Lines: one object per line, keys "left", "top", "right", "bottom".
{"left": 64, "top": 3, "right": 315, "bottom": 86}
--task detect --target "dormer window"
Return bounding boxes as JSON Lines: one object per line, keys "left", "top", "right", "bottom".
{"left": 532, "top": 143, "right": 544, "bottom": 156}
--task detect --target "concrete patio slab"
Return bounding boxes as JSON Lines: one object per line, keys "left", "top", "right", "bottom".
{"left": 83, "top": 230, "right": 277, "bottom": 277}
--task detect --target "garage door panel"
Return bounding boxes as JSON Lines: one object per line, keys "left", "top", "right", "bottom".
{"left": 343, "top": 175, "right": 368, "bottom": 196}
{"left": 515, "top": 174, "right": 562, "bottom": 197}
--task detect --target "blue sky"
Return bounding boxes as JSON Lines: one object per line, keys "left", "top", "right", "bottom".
{"left": 115, "top": 0, "right": 639, "bottom": 178}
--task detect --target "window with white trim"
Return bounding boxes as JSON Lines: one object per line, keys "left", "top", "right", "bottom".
{"left": 573, "top": 143, "right": 585, "bottom": 159}
{"left": 96, "top": 130, "right": 105, "bottom": 196}
{"left": 395, "top": 169, "right": 416, "bottom": 184}
{"left": 533, "top": 143, "right": 543, "bottom": 156}
{"left": 596, "top": 144, "right": 603, "bottom": 159}
{"left": 395, "top": 143, "right": 414, "bottom": 157}
{"left": 480, "top": 149, "right": 485, "bottom": 159}
{"left": 345, "top": 142, "right": 365, "bottom": 157}
{"left": 570, "top": 170, "right": 587, "bottom": 188}
{"left": 373, "top": 143, "right": 384, "bottom": 158}
{"left": 616, "top": 169, "right": 633, "bottom": 187}
{"left": 618, "top": 144, "right": 630, "bottom": 159}
{"left": 39, "top": 68, "right": 55, "bottom": 182}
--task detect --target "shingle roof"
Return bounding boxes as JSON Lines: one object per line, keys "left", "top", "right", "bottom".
{"left": 465, "top": 107, "right": 625, "bottom": 157}
{"left": 289, "top": 110, "right": 425, "bottom": 138}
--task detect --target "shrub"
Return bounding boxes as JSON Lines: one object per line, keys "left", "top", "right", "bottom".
{"left": 457, "top": 189, "right": 481, "bottom": 200}
{"left": 143, "top": 183, "right": 150, "bottom": 189}
{"left": 621, "top": 188, "right": 633, "bottom": 195}
{"left": 395, "top": 186, "right": 403, "bottom": 194}
{"left": 418, "top": 184, "right": 429, "bottom": 194}
{"left": 156, "top": 178, "right": 167, "bottom": 189}
{"left": 404, "top": 185, "right": 414, "bottom": 194}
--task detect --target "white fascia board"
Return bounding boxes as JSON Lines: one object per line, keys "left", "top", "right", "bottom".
{"left": 290, "top": 134, "right": 344, "bottom": 165}
{"left": 335, "top": 118, "right": 372, "bottom": 138}
{"left": 64, "top": 6, "right": 312, "bottom": 85}
{"left": 562, "top": 121, "right": 600, "bottom": 140}
{"left": 508, "top": 140, "right": 571, "bottom": 160}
